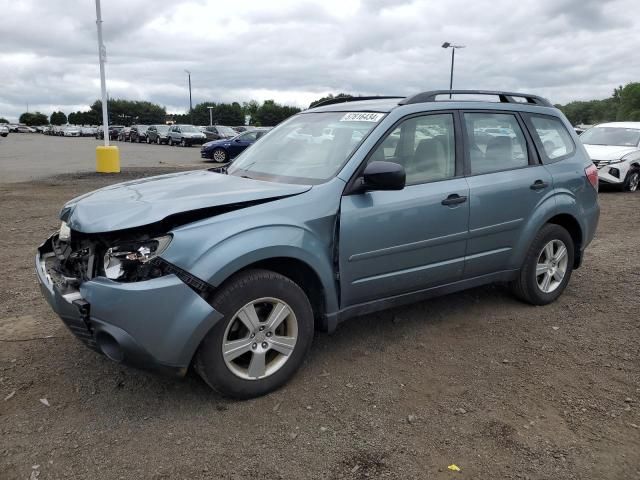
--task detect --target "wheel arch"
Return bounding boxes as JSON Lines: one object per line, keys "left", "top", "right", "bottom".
{"left": 545, "top": 213, "right": 583, "bottom": 268}
{"left": 221, "top": 257, "right": 329, "bottom": 331}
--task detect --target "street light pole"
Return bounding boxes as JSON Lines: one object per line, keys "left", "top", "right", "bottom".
{"left": 185, "top": 70, "right": 193, "bottom": 124}
{"left": 442, "top": 42, "right": 465, "bottom": 98}
{"left": 207, "top": 106, "right": 214, "bottom": 126}
{"left": 94, "top": 0, "right": 119, "bottom": 173}
{"left": 95, "top": 0, "right": 109, "bottom": 147}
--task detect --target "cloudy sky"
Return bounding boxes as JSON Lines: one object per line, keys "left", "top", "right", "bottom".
{"left": 0, "top": 0, "right": 638, "bottom": 121}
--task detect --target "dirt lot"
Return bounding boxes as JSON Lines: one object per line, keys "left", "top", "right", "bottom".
{"left": 1, "top": 169, "right": 639, "bottom": 480}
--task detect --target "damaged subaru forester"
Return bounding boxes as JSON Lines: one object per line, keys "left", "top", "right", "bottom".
{"left": 36, "top": 91, "right": 600, "bottom": 398}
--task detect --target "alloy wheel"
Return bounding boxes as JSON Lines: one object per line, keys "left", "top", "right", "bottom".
{"left": 629, "top": 172, "right": 639, "bottom": 192}
{"left": 222, "top": 297, "right": 298, "bottom": 380}
{"left": 213, "top": 149, "right": 226, "bottom": 162}
{"left": 536, "top": 239, "right": 568, "bottom": 293}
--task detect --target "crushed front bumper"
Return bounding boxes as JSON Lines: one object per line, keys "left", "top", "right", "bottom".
{"left": 35, "top": 237, "right": 223, "bottom": 376}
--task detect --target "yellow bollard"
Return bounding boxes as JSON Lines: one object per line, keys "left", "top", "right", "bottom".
{"left": 96, "top": 145, "right": 120, "bottom": 173}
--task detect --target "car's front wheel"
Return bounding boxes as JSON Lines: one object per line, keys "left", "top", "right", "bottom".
{"left": 511, "top": 224, "right": 574, "bottom": 305}
{"left": 168, "top": 137, "right": 173, "bottom": 146}
{"left": 213, "top": 148, "right": 228, "bottom": 163}
{"left": 195, "top": 269, "right": 314, "bottom": 399}
{"left": 623, "top": 168, "right": 639, "bottom": 192}
{"left": 180, "top": 138, "right": 187, "bottom": 147}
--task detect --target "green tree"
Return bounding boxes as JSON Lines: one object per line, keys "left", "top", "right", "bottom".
{"left": 616, "top": 82, "right": 640, "bottom": 121}
{"left": 0, "top": 117, "right": 9, "bottom": 124}
{"left": 309, "top": 93, "right": 353, "bottom": 108}
{"left": 19, "top": 111, "right": 48, "bottom": 126}
{"left": 50, "top": 111, "right": 67, "bottom": 125}
{"left": 255, "top": 100, "right": 301, "bottom": 126}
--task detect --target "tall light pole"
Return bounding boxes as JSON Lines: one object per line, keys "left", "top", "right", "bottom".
{"left": 94, "top": 0, "right": 119, "bottom": 172}
{"left": 207, "top": 106, "right": 214, "bottom": 126}
{"left": 184, "top": 69, "right": 193, "bottom": 124}
{"left": 442, "top": 42, "right": 465, "bottom": 98}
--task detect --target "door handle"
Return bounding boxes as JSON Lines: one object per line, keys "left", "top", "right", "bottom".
{"left": 530, "top": 180, "right": 549, "bottom": 190}
{"left": 441, "top": 194, "right": 468, "bottom": 206}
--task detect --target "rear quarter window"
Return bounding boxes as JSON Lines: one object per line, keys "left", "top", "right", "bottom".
{"left": 526, "top": 115, "right": 575, "bottom": 162}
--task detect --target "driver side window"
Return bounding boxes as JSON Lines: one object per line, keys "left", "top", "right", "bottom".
{"left": 368, "top": 114, "right": 456, "bottom": 185}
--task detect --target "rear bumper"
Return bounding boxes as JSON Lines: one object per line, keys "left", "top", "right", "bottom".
{"left": 35, "top": 237, "right": 223, "bottom": 375}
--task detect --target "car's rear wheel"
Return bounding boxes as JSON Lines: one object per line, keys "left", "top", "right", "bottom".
{"left": 623, "top": 169, "right": 639, "bottom": 192}
{"left": 195, "top": 269, "right": 314, "bottom": 399}
{"left": 213, "top": 148, "right": 228, "bottom": 163}
{"left": 511, "top": 223, "right": 574, "bottom": 305}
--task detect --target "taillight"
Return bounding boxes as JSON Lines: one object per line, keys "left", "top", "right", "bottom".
{"left": 585, "top": 164, "right": 598, "bottom": 192}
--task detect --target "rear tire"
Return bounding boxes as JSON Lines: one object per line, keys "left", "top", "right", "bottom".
{"left": 623, "top": 169, "right": 639, "bottom": 192}
{"left": 511, "top": 224, "right": 574, "bottom": 305}
{"left": 195, "top": 269, "right": 314, "bottom": 399}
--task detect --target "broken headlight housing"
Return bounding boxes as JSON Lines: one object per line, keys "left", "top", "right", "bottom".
{"left": 103, "top": 235, "right": 172, "bottom": 281}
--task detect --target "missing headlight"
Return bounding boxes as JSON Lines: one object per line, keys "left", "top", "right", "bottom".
{"left": 103, "top": 235, "right": 172, "bottom": 281}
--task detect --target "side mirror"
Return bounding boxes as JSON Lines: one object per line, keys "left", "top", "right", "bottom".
{"left": 234, "top": 138, "right": 241, "bottom": 142}
{"left": 362, "top": 161, "right": 406, "bottom": 191}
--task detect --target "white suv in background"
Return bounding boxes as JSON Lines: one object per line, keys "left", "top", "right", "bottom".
{"left": 580, "top": 122, "right": 640, "bottom": 191}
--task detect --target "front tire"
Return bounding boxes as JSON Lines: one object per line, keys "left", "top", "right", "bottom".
{"left": 180, "top": 138, "right": 187, "bottom": 147}
{"left": 168, "top": 137, "right": 173, "bottom": 146}
{"left": 623, "top": 169, "right": 639, "bottom": 192}
{"left": 213, "top": 148, "right": 228, "bottom": 163}
{"left": 511, "top": 224, "right": 574, "bottom": 305}
{"left": 195, "top": 269, "right": 314, "bottom": 399}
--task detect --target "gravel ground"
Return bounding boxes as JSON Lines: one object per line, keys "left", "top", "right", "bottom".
{"left": 0, "top": 168, "right": 639, "bottom": 479}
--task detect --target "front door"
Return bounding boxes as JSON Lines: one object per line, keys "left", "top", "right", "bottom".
{"left": 339, "top": 112, "right": 470, "bottom": 307}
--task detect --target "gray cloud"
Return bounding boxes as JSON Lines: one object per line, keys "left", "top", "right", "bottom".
{"left": 0, "top": 0, "right": 638, "bottom": 122}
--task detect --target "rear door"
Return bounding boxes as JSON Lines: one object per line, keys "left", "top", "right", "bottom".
{"left": 339, "top": 112, "right": 470, "bottom": 307}
{"left": 462, "top": 111, "right": 553, "bottom": 277}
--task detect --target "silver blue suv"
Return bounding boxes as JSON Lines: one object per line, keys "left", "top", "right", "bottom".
{"left": 36, "top": 90, "right": 600, "bottom": 398}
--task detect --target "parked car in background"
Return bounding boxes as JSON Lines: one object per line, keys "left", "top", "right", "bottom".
{"left": 167, "top": 124, "right": 207, "bottom": 147}
{"left": 35, "top": 90, "right": 599, "bottom": 399}
{"left": 580, "top": 122, "right": 640, "bottom": 192}
{"left": 16, "top": 126, "right": 36, "bottom": 133}
{"left": 95, "top": 125, "right": 124, "bottom": 140}
{"left": 232, "top": 125, "right": 257, "bottom": 133}
{"left": 81, "top": 126, "right": 96, "bottom": 137}
{"left": 129, "top": 125, "right": 149, "bottom": 143}
{"left": 201, "top": 125, "right": 237, "bottom": 141}
{"left": 201, "top": 128, "right": 271, "bottom": 162}
{"left": 63, "top": 126, "right": 82, "bottom": 137}
{"left": 146, "top": 124, "right": 171, "bottom": 144}
{"left": 0, "top": 125, "right": 8, "bottom": 137}
{"left": 117, "top": 127, "right": 132, "bottom": 142}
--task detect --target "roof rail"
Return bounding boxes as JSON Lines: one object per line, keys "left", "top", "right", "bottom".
{"left": 399, "top": 90, "right": 553, "bottom": 107}
{"left": 311, "top": 95, "right": 404, "bottom": 108}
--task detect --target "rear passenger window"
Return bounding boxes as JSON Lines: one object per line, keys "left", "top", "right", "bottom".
{"left": 368, "top": 113, "right": 456, "bottom": 184}
{"left": 464, "top": 113, "right": 529, "bottom": 174}
{"left": 529, "top": 115, "right": 575, "bottom": 160}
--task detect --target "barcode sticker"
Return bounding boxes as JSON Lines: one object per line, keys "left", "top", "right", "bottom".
{"left": 340, "top": 112, "right": 385, "bottom": 122}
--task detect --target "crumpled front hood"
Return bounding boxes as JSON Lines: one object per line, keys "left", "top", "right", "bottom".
{"left": 62, "top": 170, "right": 311, "bottom": 233}
{"left": 583, "top": 144, "right": 638, "bottom": 161}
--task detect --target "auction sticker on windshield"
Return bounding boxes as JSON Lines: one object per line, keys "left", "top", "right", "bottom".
{"left": 340, "top": 112, "right": 385, "bottom": 122}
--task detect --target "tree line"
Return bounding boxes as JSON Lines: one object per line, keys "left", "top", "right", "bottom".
{"left": 555, "top": 82, "right": 640, "bottom": 125}
{"left": 11, "top": 98, "right": 305, "bottom": 127}
{"left": 10, "top": 84, "right": 639, "bottom": 128}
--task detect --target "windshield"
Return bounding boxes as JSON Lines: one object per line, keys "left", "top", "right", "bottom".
{"left": 580, "top": 127, "right": 640, "bottom": 147}
{"left": 180, "top": 125, "right": 198, "bottom": 133}
{"left": 228, "top": 111, "right": 384, "bottom": 184}
{"left": 156, "top": 125, "right": 170, "bottom": 133}
{"left": 217, "top": 126, "right": 236, "bottom": 136}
